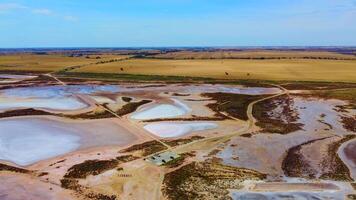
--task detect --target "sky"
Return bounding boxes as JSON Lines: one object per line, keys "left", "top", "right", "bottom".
{"left": 0, "top": 0, "right": 355, "bottom": 47}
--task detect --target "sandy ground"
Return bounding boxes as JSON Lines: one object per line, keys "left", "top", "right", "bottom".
{"left": 0, "top": 172, "right": 75, "bottom": 200}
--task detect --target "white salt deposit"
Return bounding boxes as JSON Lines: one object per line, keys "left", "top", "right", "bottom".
{"left": 230, "top": 191, "right": 343, "bottom": 200}
{"left": 144, "top": 122, "right": 217, "bottom": 138}
{"left": 0, "top": 85, "right": 121, "bottom": 111}
{"left": 0, "top": 117, "right": 138, "bottom": 166}
{"left": 0, "top": 96, "right": 88, "bottom": 111}
{"left": 0, "top": 74, "right": 36, "bottom": 79}
{"left": 0, "top": 74, "right": 37, "bottom": 83}
{"left": 131, "top": 99, "right": 191, "bottom": 120}
{"left": 0, "top": 119, "right": 80, "bottom": 166}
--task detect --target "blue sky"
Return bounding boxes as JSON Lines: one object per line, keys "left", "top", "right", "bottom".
{"left": 0, "top": 0, "right": 355, "bottom": 47}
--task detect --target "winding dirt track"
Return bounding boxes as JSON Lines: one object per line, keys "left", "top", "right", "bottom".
{"left": 173, "top": 85, "right": 288, "bottom": 154}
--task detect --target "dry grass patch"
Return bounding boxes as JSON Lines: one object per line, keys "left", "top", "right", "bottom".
{"left": 151, "top": 50, "right": 356, "bottom": 60}
{"left": 74, "top": 59, "right": 356, "bottom": 83}
{"left": 163, "top": 161, "right": 266, "bottom": 200}
{"left": 253, "top": 95, "right": 303, "bottom": 134}
{"left": 0, "top": 54, "right": 129, "bottom": 72}
{"left": 202, "top": 92, "right": 266, "bottom": 120}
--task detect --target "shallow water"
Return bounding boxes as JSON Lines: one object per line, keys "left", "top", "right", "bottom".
{"left": 131, "top": 99, "right": 190, "bottom": 120}
{"left": 0, "top": 119, "right": 80, "bottom": 166}
{"left": 181, "top": 84, "right": 281, "bottom": 95}
{"left": 0, "top": 74, "right": 36, "bottom": 79}
{"left": 230, "top": 191, "right": 343, "bottom": 200}
{"left": 293, "top": 97, "right": 349, "bottom": 135}
{"left": 144, "top": 122, "right": 218, "bottom": 138}
{"left": 0, "top": 74, "right": 37, "bottom": 83}
{"left": 0, "top": 117, "right": 137, "bottom": 166}
{"left": 0, "top": 96, "right": 88, "bottom": 111}
{"left": 217, "top": 132, "right": 318, "bottom": 175}
{"left": 338, "top": 138, "right": 356, "bottom": 180}
{"left": 1, "top": 85, "right": 120, "bottom": 98}
{"left": 0, "top": 85, "right": 121, "bottom": 111}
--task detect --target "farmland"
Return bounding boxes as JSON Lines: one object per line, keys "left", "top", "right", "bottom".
{"left": 72, "top": 58, "right": 356, "bottom": 82}
{"left": 0, "top": 54, "right": 130, "bottom": 72}
{"left": 1, "top": 49, "right": 355, "bottom": 83}
{"left": 0, "top": 48, "right": 356, "bottom": 199}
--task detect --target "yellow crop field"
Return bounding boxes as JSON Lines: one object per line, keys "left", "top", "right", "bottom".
{"left": 74, "top": 59, "right": 356, "bottom": 83}
{"left": 152, "top": 50, "right": 356, "bottom": 60}
{"left": 0, "top": 54, "right": 130, "bottom": 72}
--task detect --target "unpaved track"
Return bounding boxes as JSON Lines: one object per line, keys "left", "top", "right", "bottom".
{"left": 45, "top": 71, "right": 288, "bottom": 199}
{"left": 174, "top": 85, "right": 288, "bottom": 154}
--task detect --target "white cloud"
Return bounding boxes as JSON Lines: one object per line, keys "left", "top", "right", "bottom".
{"left": 0, "top": 3, "right": 27, "bottom": 12}
{"left": 32, "top": 8, "right": 53, "bottom": 15}
{"left": 0, "top": 3, "right": 78, "bottom": 21}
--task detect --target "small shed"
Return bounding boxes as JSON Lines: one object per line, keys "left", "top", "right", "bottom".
{"left": 146, "top": 151, "right": 180, "bottom": 166}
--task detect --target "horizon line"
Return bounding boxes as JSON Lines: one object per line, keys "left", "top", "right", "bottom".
{"left": 1, "top": 46, "right": 356, "bottom": 50}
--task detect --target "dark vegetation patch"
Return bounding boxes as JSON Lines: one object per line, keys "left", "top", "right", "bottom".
{"left": 320, "top": 135, "right": 356, "bottom": 181}
{"left": 49, "top": 159, "right": 66, "bottom": 167}
{"left": 63, "top": 155, "right": 138, "bottom": 179}
{"left": 240, "top": 133, "right": 253, "bottom": 138}
{"left": 162, "top": 161, "right": 266, "bottom": 200}
{"left": 63, "top": 158, "right": 118, "bottom": 179}
{"left": 164, "top": 136, "right": 204, "bottom": 146}
{"left": 67, "top": 109, "right": 112, "bottom": 120}
{"left": 58, "top": 57, "right": 131, "bottom": 73}
{"left": 142, "top": 116, "right": 224, "bottom": 122}
{"left": 0, "top": 106, "right": 125, "bottom": 120}
{"left": 282, "top": 137, "right": 332, "bottom": 179}
{"left": 348, "top": 194, "right": 356, "bottom": 200}
{"left": 341, "top": 116, "right": 356, "bottom": 132}
{"left": 0, "top": 163, "right": 31, "bottom": 174}
{"left": 119, "top": 136, "right": 205, "bottom": 157}
{"left": 172, "top": 93, "right": 190, "bottom": 96}
{"left": 318, "top": 119, "right": 333, "bottom": 130}
{"left": 253, "top": 95, "right": 303, "bottom": 134}
{"left": 60, "top": 178, "right": 81, "bottom": 190}
{"left": 119, "top": 141, "right": 168, "bottom": 157}
{"left": 60, "top": 179, "right": 117, "bottom": 200}
{"left": 352, "top": 183, "right": 356, "bottom": 190}
{"left": 202, "top": 92, "right": 266, "bottom": 120}
{"left": 126, "top": 84, "right": 166, "bottom": 88}
{"left": 38, "top": 172, "right": 49, "bottom": 177}
{"left": 116, "top": 100, "right": 152, "bottom": 116}
{"left": 184, "top": 98, "right": 212, "bottom": 102}
{"left": 121, "top": 96, "right": 132, "bottom": 102}
{"left": 207, "top": 149, "right": 222, "bottom": 157}
{"left": 0, "top": 108, "right": 54, "bottom": 118}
